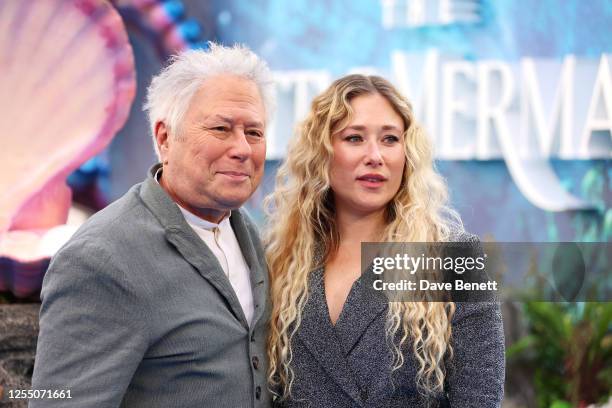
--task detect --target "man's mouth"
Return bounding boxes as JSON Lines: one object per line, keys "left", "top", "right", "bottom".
{"left": 218, "top": 171, "right": 250, "bottom": 181}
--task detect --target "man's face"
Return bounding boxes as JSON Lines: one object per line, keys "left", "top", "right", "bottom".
{"left": 157, "top": 74, "right": 266, "bottom": 222}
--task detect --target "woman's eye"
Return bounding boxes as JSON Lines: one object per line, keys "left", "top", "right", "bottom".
{"left": 345, "top": 134, "right": 362, "bottom": 142}
{"left": 383, "top": 135, "right": 400, "bottom": 143}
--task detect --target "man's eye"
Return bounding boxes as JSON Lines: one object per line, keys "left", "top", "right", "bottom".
{"left": 247, "top": 130, "right": 263, "bottom": 138}
{"left": 246, "top": 130, "right": 265, "bottom": 143}
{"left": 210, "top": 126, "right": 229, "bottom": 132}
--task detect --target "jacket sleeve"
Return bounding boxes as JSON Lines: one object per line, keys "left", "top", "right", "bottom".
{"left": 444, "top": 233, "right": 505, "bottom": 407}
{"left": 445, "top": 301, "right": 505, "bottom": 407}
{"left": 30, "top": 238, "right": 150, "bottom": 408}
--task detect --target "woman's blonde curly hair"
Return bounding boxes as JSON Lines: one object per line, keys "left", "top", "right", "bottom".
{"left": 265, "top": 74, "right": 463, "bottom": 400}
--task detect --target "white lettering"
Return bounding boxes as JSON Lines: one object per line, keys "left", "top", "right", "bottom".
{"left": 476, "top": 61, "right": 514, "bottom": 159}
{"left": 391, "top": 50, "right": 439, "bottom": 139}
{"left": 519, "top": 56, "right": 575, "bottom": 158}
{"left": 442, "top": 61, "right": 476, "bottom": 158}
{"left": 579, "top": 55, "right": 612, "bottom": 158}
{"left": 420, "top": 280, "right": 452, "bottom": 290}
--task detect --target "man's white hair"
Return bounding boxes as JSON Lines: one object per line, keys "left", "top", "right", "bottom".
{"left": 143, "top": 42, "right": 276, "bottom": 160}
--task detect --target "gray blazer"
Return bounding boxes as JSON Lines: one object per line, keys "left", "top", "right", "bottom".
{"left": 31, "top": 166, "right": 271, "bottom": 408}
{"left": 278, "top": 237, "right": 505, "bottom": 407}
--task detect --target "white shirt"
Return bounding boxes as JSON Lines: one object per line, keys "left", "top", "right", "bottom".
{"left": 155, "top": 169, "right": 255, "bottom": 325}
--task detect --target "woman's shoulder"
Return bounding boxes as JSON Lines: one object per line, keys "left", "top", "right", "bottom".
{"left": 447, "top": 228, "right": 480, "bottom": 243}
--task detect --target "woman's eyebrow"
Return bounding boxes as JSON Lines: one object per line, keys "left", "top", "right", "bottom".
{"left": 381, "top": 125, "right": 402, "bottom": 131}
{"left": 343, "top": 124, "right": 401, "bottom": 132}
{"left": 343, "top": 125, "right": 367, "bottom": 131}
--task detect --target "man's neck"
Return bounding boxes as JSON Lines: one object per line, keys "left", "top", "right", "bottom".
{"left": 158, "top": 171, "right": 229, "bottom": 224}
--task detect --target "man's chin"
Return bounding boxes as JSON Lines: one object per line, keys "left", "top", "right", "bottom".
{"left": 216, "top": 193, "right": 255, "bottom": 210}
{"left": 200, "top": 184, "right": 259, "bottom": 210}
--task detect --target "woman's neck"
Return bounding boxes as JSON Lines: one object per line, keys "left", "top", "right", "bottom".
{"left": 326, "top": 207, "right": 386, "bottom": 279}
{"left": 336, "top": 207, "right": 386, "bottom": 245}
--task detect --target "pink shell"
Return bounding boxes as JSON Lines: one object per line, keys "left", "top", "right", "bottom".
{"left": 0, "top": 0, "right": 136, "bottom": 296}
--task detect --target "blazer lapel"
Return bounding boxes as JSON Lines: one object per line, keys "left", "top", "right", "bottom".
{"left": 139, "top": 166, "right": 249, "bottom": 329}
{"left": 164, "top": 226, "right": 249, "bottom": 329}
{"left": 333, "top": 268, "right": 388, "bottom": 355}
{"left": 332, "top": 272, "right": 392, "bottom": 405}
{"left": 297, "top": 268, "right": 366, "bottom": 407}
{"left": 229, "top": 210, "right": 267, "bottom": 328}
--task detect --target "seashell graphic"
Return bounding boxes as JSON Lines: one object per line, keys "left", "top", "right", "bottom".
{"left": 0, "top": 0, "right": 136, "bottom": 297}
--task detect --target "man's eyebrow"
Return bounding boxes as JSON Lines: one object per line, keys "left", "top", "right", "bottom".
{"left": 209, "top": 115, "right": 233, "bottom": 124}
{"left": 245, "top": 120, "right": 264, "bottom": 129}
{"left": 207, "top": 115, "right": 263, "bottom": 129}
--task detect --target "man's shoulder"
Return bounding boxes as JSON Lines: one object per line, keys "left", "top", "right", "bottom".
{"left": 43, "top": 183, "right": 160, "bottom": 299}
{"left": 67, "top": 183, "right": 155, "bottom": 250}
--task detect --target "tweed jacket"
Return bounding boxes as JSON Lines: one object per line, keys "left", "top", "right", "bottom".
{"left": 278, "top": 236, "right": 505, "bottom": 407}
{"left": 31, "top": 166, "right": 271, "bottom": 408}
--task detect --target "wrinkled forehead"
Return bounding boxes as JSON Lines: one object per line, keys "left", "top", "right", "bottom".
{"left": 186, "top": 74, "right": 267, "bottom": 122}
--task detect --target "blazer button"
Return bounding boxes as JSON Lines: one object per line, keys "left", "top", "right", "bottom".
{"left": 252, "top": 356, "right": 260, "bottom": 370}
{"left": 255, "top": 386, "right": 262, "bottom": 400}
{"left": 250, "top": 333, "right": 256, "bottom": 343}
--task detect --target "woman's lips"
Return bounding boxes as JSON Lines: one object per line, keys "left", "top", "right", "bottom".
{"left": 356, "top": 173, "right": 387, "bottom": 188}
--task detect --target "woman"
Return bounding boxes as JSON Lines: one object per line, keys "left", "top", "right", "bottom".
{"left": 265, "top": 74, "right": 504, "bottom": 407}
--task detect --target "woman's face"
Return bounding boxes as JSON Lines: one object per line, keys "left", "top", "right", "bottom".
{"left": 329, "top": 92, "right": 406, "bottom": 218}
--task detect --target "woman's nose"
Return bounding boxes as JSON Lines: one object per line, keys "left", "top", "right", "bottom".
{"left": 364, "top": 140, "right": 383, "bottom": 166}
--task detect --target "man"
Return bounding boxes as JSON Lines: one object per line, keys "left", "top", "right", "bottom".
{"left": 30, "top": 43, "right": 275, "bottom": 407}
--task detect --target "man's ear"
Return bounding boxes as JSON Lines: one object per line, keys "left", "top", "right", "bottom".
{"left": 155, "top": 121, "right": 170, "bottom": 164}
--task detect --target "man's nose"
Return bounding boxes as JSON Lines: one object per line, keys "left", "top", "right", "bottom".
{"left": 228, "top": 128, "right": 252, "bottom": 161}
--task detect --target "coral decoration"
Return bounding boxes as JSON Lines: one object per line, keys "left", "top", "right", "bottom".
{"left": 0, "top": 0, "right": 136, "bottom": 297}
{"left": 110, "top": 0, "right": 206, "bottom": 55}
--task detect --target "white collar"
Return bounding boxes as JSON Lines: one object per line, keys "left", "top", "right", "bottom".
{"left": 178, "top": 206, "right": 231, "bottom": 231}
